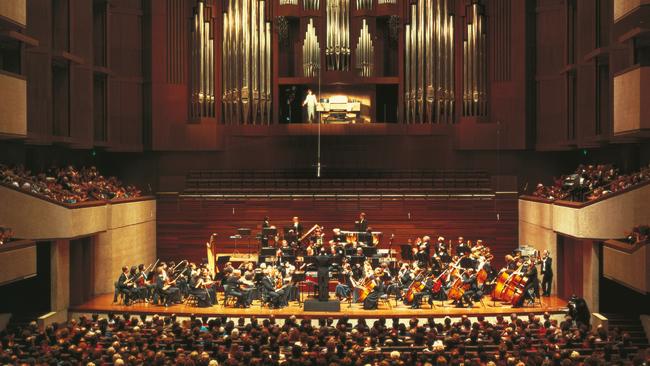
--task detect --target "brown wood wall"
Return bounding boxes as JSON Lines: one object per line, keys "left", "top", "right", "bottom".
{"left": 156, "top": 196, "right": 518, "bottom": 268}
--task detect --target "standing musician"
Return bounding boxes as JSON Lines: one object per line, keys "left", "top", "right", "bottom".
{"left": 291, "top": 216, "right": 303, "bottom": 238}
{"left": 540, "top": 250, "right": 553, "bottom": 297}
{"left": 355, "top": 212, "right": 368, "bottom": 232}
{"left": 261, "top": 216, "right": 272, "bottom": 247}
{"left": 155, "top": 266, "right": 181, "bottom": 307}
{"left": 115, "top": 266, "right": 134, "bottom": 305}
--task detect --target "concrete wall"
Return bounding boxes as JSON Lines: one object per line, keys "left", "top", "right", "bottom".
{"left": 603, "top": 243, "right": 650, "bottom": 294}
{"left": 519, "top": 199, "right": 558, "bottom": 295}
{"left": 0, "top": 0, "right": 26, "bottom": 26}
{"left": 0, "top": 73, "right": 27, "bottom": 137}
{"left": 0, "top": 188, "right": 157, "bottom": 309}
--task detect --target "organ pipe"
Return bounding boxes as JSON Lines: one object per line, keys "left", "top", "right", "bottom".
{"left": 355, "top": 19, "right": 373, "bottom": 77}
{"left": 404, "top": 0, "right": 455, "bottom": 124}
{"left": 463, "top": 1, "right": 487, "bottom": 116}
{"left": 222, "top": 0, "right": 272, "bottom": 124}
{"left": 304, "top": 0, "right": 320, "bottom": 10}
{"left": 356, "top": 0, "right": 372, "bottom": 10}
{"left": 279, "top": 0, "right": 297, "bottom": 4}
{"left": 326, "top": 0, "right": 350, "bottom": 71}
{"left": 303, "top": 19, "right": 321, "bottom": 77}
{"left": 191, "top": 1, "right": 215, "bottom": 118}
{"left": 378, "top": 0, "right": 396, "bottom": 4}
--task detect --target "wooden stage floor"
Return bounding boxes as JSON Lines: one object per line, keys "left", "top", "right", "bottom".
{"left": 71, "top": 294, "right": 568, "bottom": 319}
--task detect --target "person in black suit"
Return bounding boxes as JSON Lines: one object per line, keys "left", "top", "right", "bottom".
{"left": 116, "top": 266, "right": 133, "bottom": 305}
{"left": 354, "top": 212, "right": 368, "bottom": 232}
{"left": 260, "top": 269, "right": 286, "bottom": 308}
{"left": 224, "top": 270, "right": 249, "bottom": 308}
{"left": 540, "top": 250, "right": 553, "bottom": 296}
{"left": 291, "top": 216, "right": 303, "bottom": 238}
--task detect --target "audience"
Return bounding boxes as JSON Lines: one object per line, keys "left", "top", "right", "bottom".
{"left": 0, "top": 165, "right": 141, "bottom": 204}
{"left": 0, "top": 226, "right": 13, "bottom": 245}
{"left": 625, "top": 225, "right": 649, "bottom": 245}
{"left": 0, "top": 313, "right": 647, "bottom": 366}
{"left": 532, "top": 164, "right": 650, "bottom": 202}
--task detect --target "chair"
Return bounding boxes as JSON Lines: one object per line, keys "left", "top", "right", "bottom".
{"left": 378, "top": 293, "right": 392, "bottom": 309}
{"left": 222, "top": 285, "right": 238, "bottom": 308}
{"left": 185, "top": 294, "right": 199, "bottom": 307}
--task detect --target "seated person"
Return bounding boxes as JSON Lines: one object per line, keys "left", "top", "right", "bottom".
{"left": 155, "top": 267, "right": 181, "bottom": 307}
{"left": 115, "top": 266, "right": 134, "bottom": 305}
{"left": 259, "top": 269, "right": 286, "bottom": 308}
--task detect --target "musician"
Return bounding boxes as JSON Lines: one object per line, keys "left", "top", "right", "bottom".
{"left": 136, "top": 263, "right": 155, "bottom": 300}
{"left": 410, "top": 274, "right": 435, "bottom": 309}
{"left": 435, "top": 236, "right": 451, "bottom": 263}
{"left": 329, "top": 244, "right": 343, "bottom": 258}
{"left": 330, "top": 228, "right": 346, "bottom": 245}
{"left": 335, "top": 263, "right": 354, "bottom": 301}
{"left": 260, "top": 268, "right": 286, "bottom": 308}
{"left": 456, "top": 237, "right": 471, "bottom": 256}
{"left": 363, "top": 268, "right": 385, "bottom": 310}
{"left": 302, "top": 89, "right": 317, "bottom": 123}
{"left": 455, "top": 268, "right": 480, "bottom": 308}
{"left": 261, "top": 216, "right": 271, "bottom": 247}
{"left": 115, "top": 266, "right": 134, "bottom": 305}
{"left": 128, "top": 266, "right": 147, "bottom": 302}
{"left": 512, "top": 259, "right": 540, "bottom": 308}
{"left": 197, "top": 267, "right": 218, "bottom": 305}
{"left": 504, "top": 254, "right": 518, "bottom": 271}
{"left": 224, "top": 269, "right": 250, "bottom": 308}
{"left": 155, "top": 267, "right": 181, "bottom": 307}
{"left": 540, "top": 250, "right": 553, "bottom": 297}
{"left": 354, "top": 212, "right": 368, "bottom": 232}
{"left": 291, "top": 216, "right": 303, "bottom": 238}
{"left": 189, "top": 272, "right": 212, "bottom": 307}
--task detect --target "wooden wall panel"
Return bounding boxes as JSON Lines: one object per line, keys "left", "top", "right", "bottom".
{"left": 156, "top": 197, "right": 518, "bottom": 268}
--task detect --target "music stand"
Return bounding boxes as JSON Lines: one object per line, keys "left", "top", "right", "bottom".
{"left": 238, "top": 228, "right": 252, "bottom": 255}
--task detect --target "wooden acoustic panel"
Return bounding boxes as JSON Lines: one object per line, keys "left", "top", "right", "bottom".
{"left": 157, "top": 197, "right": 518, "bottom": 268}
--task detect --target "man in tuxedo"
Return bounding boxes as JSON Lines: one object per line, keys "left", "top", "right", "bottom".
{"left": 456, "top": 236, "right": 470, "bottom": 256}
{"left": 354, "top": 212, "right": 368, "bottom": 232}
{"left": 260, "top": 269, "right": 286, "bottom": 308}
{"left": 291, "top": 216, "right": 303, "bottom": 238}
{"left": 115, "top": 266, "right": 133, "bottom": 305}
{"left": 540, "top": 250, "right": 553, "bottom": 296}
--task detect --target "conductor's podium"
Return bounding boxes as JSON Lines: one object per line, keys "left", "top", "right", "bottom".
{"left": 316, "top": 95, "right": 361, "bottom": 123}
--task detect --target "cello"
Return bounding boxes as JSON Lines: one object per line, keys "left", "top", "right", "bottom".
{"left": 403, "top": 267, "right": 428, "bottom": 304}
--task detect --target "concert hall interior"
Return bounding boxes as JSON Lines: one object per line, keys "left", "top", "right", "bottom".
{"left": 1, "top": 0, "right": 650, "bottom": 365}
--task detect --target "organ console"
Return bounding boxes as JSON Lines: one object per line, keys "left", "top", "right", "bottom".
{"left": 316, "top": 95, "right": 361, "bottom": 123}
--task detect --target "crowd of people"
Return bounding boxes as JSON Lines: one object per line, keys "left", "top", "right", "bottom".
{"left": 0, "top": 226, "right": 13, "bottom": 245}
{"left": 0, "top": 312, "right": 647, "bottom": 366}
{"left": 624, "top": 225, "right": 649, "bottom": 245}
{"left": 0, "top": 164, "right": 141, "bottom": 204}
{"left": 531, "top": 164, "right": 650, "bottom": 202}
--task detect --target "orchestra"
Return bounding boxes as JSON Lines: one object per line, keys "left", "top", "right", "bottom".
{"left": 114, "top": 212, "right": 549, "bottom": 311}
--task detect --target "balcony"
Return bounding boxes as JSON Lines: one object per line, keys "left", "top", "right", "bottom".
{"left": 0, "top": 71, "right": 26, "bottom": 138}
{"left": 613, "top": 66, "right": 650, "bottom": 137}
{"left": 0, "top": 0, "right": 26, "bottom": 28}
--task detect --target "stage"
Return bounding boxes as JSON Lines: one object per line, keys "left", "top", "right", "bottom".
{"left": 70, "top": 294, "right": 568, "bottom": 319}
